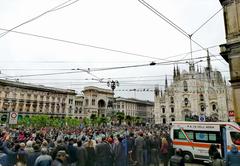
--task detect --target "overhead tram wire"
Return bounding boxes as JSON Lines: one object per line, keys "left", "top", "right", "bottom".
{"left": 191, "top": 7, "right": 223, "bottom": 36}
{"left": 138, "top": 0, "right": 227, "bottom": 65}
{"left": 0, "top": 0, "right": 80, "bottom": 38}
{"left": 0, "top": 54, "right": 225, "bottom": 79}
{"left": 0, "top": 26, "right": 223, "bottom": 64}
{"left": 0, "top": 28, "right": 170, "bottom": 62}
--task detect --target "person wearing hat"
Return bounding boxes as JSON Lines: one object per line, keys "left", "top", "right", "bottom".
{"left": 51, "top": 150, "right": 68, "bottom": 166}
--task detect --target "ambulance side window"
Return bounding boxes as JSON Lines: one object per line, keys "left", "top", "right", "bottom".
{"left": 194, "top": 131, "right": 220, "bottom": 143}
{"left": 230, "top": 132, "right": 240, "bottom": 145}
{"left": 173, "top": 129, "right": 193, "bottom": 140}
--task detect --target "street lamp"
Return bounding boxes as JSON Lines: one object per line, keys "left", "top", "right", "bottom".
{"left": 107, "top": 80, "right": 119, "bottom": 91}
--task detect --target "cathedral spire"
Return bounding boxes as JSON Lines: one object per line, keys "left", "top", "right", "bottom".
{"left": 165, "top": 75, "right": 168, "bottom": 90}
{"left": 173, "top": 65, "right": 176, "bottom": 81}
{"left": 207, "top": 49, "right": 212, "bottom": 72}
{"left": 206, "top": 49, "right": 212, "bottom": 80}
{"left": 176, "top": 65, "right": 180, "bottom": 80}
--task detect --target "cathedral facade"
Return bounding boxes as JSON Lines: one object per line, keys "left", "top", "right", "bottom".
{"left": 154, "top": 55, "right": 233, "bottom": 124}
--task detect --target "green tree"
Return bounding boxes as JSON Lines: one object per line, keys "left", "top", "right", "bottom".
{"left": 99, "top": 117, "right": 109, "bottom": 127}
{"left": 83, "top": 117, "right": 91, "bottom": 126}
{"left": 116, "top": 112, "right": 125, "bottom": 125}
{"left": 18, "top": 116, "right": 30, "bottom": 127}
{"left": 125, "top": 115, "right": 133, "bottom": 126}
{"left": 90, "top": 114, "right": 98, "bottom": 126}
{"left": 31, "top": 115, "right": 49, "bottom": 128}
{"left": 134, "top": 116, "right": 142, "bottom": 126}
{"left": 64, "top": 117, "right": 80, "bottom": 128}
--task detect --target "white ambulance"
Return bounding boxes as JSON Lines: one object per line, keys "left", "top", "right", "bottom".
{"left": 170, "top": 121, "right": 240, "bottom": 162}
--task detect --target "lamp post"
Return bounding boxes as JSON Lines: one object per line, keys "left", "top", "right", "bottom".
{"left": 107, "top": 80, "right": 119, "bottom": 92}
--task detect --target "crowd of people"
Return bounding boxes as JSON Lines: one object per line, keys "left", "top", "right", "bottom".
{"left": 0, "top": 125, "right": 176, "bottom": 166}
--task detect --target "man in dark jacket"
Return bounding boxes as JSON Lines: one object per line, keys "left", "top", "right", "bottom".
{"left": 34, "top": 148, "right": 52, "bottom": 166}
{"left": 170, "top": 148, "right": 185, "bottom": 166}
{"left": 3, "top": 141, "right": 19, "bottom": 166}
{"left": 52, "top": 150, "right": 68, "bottom": 166}
{"left": 66, "top": 138, "right": 78, "bottom": 165}
{"left": 95, "top": 137, "right": 114, "bottom": 166}
{"left": 27, "top": 143, "right": 41, "bottom": 166}
{"left": 76, "top": 140, "right": 88, "bottom": 166}
{"left": 135, "top": 132, "right": 145, "bottom": 166}
{"left": 0, "top": 141, "right": 8, "bottom": 166}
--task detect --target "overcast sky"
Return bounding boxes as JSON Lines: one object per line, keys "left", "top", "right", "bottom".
{"left": 0, "top": 0, "right": 229, "bottom": 101}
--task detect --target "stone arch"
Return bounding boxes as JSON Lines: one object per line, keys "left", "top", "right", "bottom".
{"left": 160, "top": 115, "right": 167, "bottom": 124}
{"left": 98, "top": 99, "right": 106, "bottom": 117}
{"left": 182, "top": 109, "right": 191, "bottom": 120}
{"left": 98, "top": 99, "right": 106, "bottom": 108}
{"left": 169, "top": 115, "right": 175, "bottom": 122}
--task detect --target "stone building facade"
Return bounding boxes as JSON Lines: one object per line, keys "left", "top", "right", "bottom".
{"left": 154, "top": 55, "right": 233, "bottom": 124}
{"left": 82, "top": 86, "right": 114, "bottom": 117}
{"left": 114, "top": 97, "right": 154, "bottom": 123}
{"left": 0, "top": 79, "right": 76, "bottom": 121}
{"left": 0, "top": 80, "right": 154, "bottom": 123}
{"left": 219, "top": 0, "right": 240, "bottom": 122}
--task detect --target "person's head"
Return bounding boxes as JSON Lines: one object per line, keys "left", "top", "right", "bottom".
{"left": 42, "top": 140, "right": 48, "bottom": 147}
{"left": 162, "top": 137, "right": 168, "bottom": 144}
{"left": 210, "top": 144, "right": 217, "bottom": 150}
{"left": 41, "top": 147, "right": 48, "bottom": 155}
{"left": 77, "top": 140, "right": 82, "bottom": 147}
{"left": 19, "top": 142, "right": 25, "bottom": 150}
{"left": 26, "top": 140, "right": 33, "bottom": 148}
{"left": 33, "top": 144, "right": 40, "bottom": 152}
{"left": 108, "top": 137, "right": 114, "bottom": 144}
{"left": 56, "top": 150, "right": 68, "bottom": 161}
{"left": 175, "top": 148, "right": 183, "bottom": 156}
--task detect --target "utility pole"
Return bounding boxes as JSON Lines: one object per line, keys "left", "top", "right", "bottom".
{"left": 219, "top": 0, "right": 240, "bottom": 122}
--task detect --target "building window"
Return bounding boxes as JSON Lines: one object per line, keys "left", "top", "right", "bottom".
{"left": 163, "top": 118, "right": 166, "bottom": 124}
{"left": 92, "top": 99, "right": 95, "bottom": 106}
{"left": 69, "top": 99, "right": 73, "bottom": 104}
{"left": 201, "top": 105, "right": 205, "bottom": 112}
{"left": 69, "top": 106, "right": 72, "bottom": 113}
{"left": 183, "top": 81, "right": 188, "bottom": 92}
{"left": 212, "top": 104, "right": 217, "bottom": 111}
{"left": 170, "top": 97, "right": 174, "bottom": 104}
{"left": 171, "top": 118, "right": 175, "bottom": 122}
{"left": 171, "top": 107, "right": 174, "bottom": 113}
{"left": 85, "top": 99, "right": 89, "bottom": 106}
{"left": 200, "top": 94, "right": 204, "bottom": 101}
{"left": 184, "top": 98, "right": 189, "bottom": 106}
{"left": 162, "top": 107, "right": 165, "bottom": 114}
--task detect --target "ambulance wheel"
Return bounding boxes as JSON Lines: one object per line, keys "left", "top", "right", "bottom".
{"left": 183, "top": 151, "right": 193, "bottom": 163}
